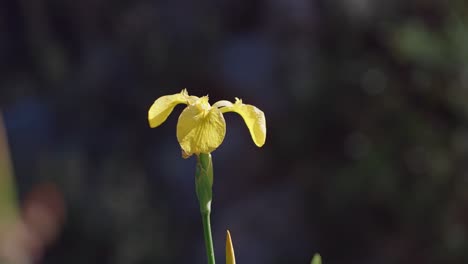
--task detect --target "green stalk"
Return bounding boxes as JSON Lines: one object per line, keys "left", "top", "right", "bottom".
{"left": 195, "top": 153, "right": 215, "bottom": 264}
{"left": 201, "top": 211, "right": 215, "bottom": 264}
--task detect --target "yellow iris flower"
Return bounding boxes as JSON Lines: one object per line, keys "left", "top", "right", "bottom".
{"left": 148, "top": 89, "right": 266, "bottom": 158}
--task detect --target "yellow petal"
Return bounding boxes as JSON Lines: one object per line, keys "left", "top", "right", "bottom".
{"left": 226, "top": 230, "right": 236, "bottom": 264}
{"left": 176, "top": 100, "right": 226, "bottom": 156}
{"left": 220, "top": 98, "right": 266, "bottom": 147}
{"left": 148, "top": 89, "right": 196, "bottom": 128}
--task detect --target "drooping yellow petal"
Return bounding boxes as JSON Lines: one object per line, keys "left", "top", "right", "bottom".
{"left": 176, "top": 98, "right": 226, "bottom": 156}
{"left": 220, "top": 98, "right": 266, "bottom": 147}
{"left": 148, "top": 89, "right": 196, "bottom": 128}
{"left": 226, "top": 230, "right": 236, "bottom": 264}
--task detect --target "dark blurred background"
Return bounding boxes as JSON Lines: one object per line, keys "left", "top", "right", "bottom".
{"left": 1, "top": 0, "right": 468, "bottom": 263}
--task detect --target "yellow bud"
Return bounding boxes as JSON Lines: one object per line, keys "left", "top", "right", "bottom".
{"left": 226, "top": 230, "right": 236, "bottom": 264}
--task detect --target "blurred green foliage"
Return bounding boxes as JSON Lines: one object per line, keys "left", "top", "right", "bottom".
{"left": 0, "top": 117, "right": 18, "bottom": 230}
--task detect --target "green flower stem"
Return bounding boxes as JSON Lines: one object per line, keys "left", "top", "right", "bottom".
{"left": 201, "top": 210, "right": 215, "bottom": 264}
{"left": 196, "top": 153, "right": 215, "bottom": 264}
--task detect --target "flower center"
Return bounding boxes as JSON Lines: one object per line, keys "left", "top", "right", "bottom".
{"left": 194, "top": 96, "right": 212, "bottom": 118}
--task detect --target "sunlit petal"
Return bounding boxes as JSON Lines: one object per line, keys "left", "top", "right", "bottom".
{"left": 220, "top": 98, "right": 266, "bottom": 147}
{"left": 148, "top": 89, "right": 195, "bottom": 128}
{"left": 177, "top": 100, "right": 226, "bottom": 157}
{"left": 212, "top": 100, "right": 233, "bottom": 108}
